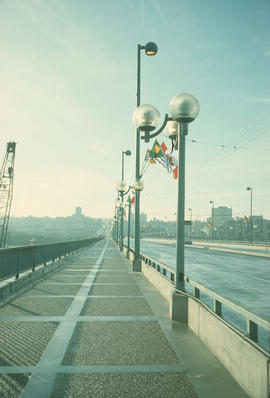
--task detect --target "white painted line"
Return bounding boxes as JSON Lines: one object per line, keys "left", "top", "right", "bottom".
{"left": 20, "top": 240, "right": 108, "bottom": 398}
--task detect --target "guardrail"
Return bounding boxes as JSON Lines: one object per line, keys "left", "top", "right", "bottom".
{"left": 193, "top": 239, "right": 270, "bottom": 247}
{"left": 141, "top": 237, "right": 270, "bottom": 247}
{"left": 0, "top": 237, "right": 102, "bottom": 282}
{"left": 136, "top": 248, "right": 270, "bottom": 352}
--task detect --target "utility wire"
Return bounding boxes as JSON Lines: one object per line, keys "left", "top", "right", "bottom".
{"left": 189, "top": 123, "right": 270, "bottom": 179}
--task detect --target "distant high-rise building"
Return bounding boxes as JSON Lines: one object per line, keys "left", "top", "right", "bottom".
{"left": 212, "top": 206, "right": 232, "bottom": 227}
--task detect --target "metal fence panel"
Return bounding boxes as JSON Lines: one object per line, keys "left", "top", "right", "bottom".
{"left": 0, "top": 237, "right": 102, "bottom": 282}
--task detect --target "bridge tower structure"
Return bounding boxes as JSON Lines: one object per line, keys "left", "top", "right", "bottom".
{"left": 0, "top": 142, "right": 16, "bottom": 248}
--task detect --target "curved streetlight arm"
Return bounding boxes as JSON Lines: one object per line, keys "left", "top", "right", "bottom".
{"left": 141, "top": 114, "right": 174, "bottom": 142}
{"left": 123, "top": 185, "right": 132, "bottom": 196}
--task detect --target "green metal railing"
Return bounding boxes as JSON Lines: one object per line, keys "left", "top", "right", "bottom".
{"left": 0, "top": 237, "right": 102, "bottom": 282}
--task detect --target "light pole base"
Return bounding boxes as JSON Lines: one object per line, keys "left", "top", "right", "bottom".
{"left": 132, "top": 258, "right": 141, "bottom": 272}
{"left": 169, "top": 291, "right": 188, "bottom": 323}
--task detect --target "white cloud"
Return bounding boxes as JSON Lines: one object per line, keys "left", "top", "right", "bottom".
{"left": 265, "top": 49, "right": 270, "bottom": 57}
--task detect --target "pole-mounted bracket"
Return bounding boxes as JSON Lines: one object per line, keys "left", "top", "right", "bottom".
{"left": 141, "top": 114, "right": 174, "bottom": 142}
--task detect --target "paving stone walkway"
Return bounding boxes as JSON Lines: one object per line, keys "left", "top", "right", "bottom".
{"left": 0, "top": 239, "right": 248, "bottom": 397}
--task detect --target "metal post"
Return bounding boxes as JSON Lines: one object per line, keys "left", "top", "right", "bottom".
{"left": 116, "top": 214, "right": 119, "bottom": 245}
{"left": 122, "top": 151, "right": 125, "bottom": 181}
{"left": 212, "top": 206, "right": 214, "bottom": 242}
{"left": 176, "top": 122, "right": 187, "bottom": 291}
{"left": 134, "top": 44, "right": 141, "bottom": 270}
{"left": 189, "top": 208, "right": 192, "bottom": 241}
{"left": 32, "top": 246, "right": 36, "bottom": 272}
{"left": 120, "top": 152, "right": 125, "bottom": 251}
{"left": 250, "top": 188, "right": 253, "bottom": 244}
{"left": 127, "top": 201, "right": 131, "bottom": 258}
{"left": 210, "top": 201, "right": 214, "bottom": 242}
{"left": 120, "top": 193, "right": 124, "bottom": 250}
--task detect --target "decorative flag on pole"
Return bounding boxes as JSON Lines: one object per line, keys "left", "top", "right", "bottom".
{"left": 149, "top": 140, "right": 172, "bottom": 173}
{"left": 140, "top": 140, "right": 178, "bottom": 179}
{"left": 161, "top": 142, "right": 178, "bottom": 179}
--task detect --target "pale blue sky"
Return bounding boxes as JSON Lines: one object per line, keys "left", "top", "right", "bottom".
{"left": 0, "top": 0, "right": 269, "bottom": 220}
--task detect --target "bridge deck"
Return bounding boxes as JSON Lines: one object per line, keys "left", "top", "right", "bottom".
{"left": 0, "top": 239, "right": 248, "bottom": 397}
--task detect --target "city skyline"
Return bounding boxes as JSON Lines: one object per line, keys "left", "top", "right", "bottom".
{"left": 1, "top": 0, "right": 269, "bottom": 220}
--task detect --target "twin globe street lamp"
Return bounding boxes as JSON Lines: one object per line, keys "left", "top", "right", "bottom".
{"left": 134, "top": 42, "right": 158, "bottom": 271}
{"left": 116, "top": 179, "right": 144, "bottom": 252}
{"left": 117, "top": 150, "right": 132, "bottom": 251}
{"left": 132, "top": 93, "right": 200, "bottom": 291}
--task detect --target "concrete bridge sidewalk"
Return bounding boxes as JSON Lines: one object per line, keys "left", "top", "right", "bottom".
{"left": 0, "top": 239, "right": 248, "bottom": 398}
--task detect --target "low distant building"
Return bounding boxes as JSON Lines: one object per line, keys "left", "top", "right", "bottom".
{"left": 72, "top": 206, "right": 84, "bottom": 218}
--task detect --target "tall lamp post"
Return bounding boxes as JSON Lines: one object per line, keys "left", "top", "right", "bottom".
{"left": 119, "top": 150, "right": 131, "bottom": 251}
{"left": 134, "top": 41, "right": 158, "bottom": 271}
{"left": 188, "top": 208, "right": 192, "bottom": 242}
{"left": 247, "top": 186, "right": 253, "bottom": 244}
{"left": 116, "top": 181, "right": 127, "bottom": 251}
{"left": 209, "top": 200, "right": 214, "bottom": 242}
{"left": 121, "top": 150, "right": 131, "bottom": 181}
{"left": 133, "top": 93, "right": 200, "bottom": 291}
{"left": 115, "top": 209, "right": 119, "bottom": 244}
{"left": 125, "top": 196, "right": 132, "bottom": 258}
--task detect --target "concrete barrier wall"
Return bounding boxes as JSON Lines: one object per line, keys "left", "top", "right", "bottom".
{"left": 0, "top": 246, "right": 89, "bottom": 305}
{"left": 0, "top": 259, "right": 65, "bottom": 306}
{"left": 140, "top": 259, "right": 270, "bottom": 398}
{"left": 189, "top": 299, "right": 269, "bottom": 398}
{"left": 141, "top": 260, "right": 174, "bottom": 303}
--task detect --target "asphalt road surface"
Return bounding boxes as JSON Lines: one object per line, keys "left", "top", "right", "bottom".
{"left": 130, "top": 239, "right": 270, "bottom": 352}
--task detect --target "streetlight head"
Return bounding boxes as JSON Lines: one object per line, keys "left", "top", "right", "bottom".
{"left": 170, "top": 93, "right": 200, "bottom": 123}
{"left": 247, "top": 186, "right": 252, "bottom": 191}
{"left": 164, "top": 120, "right": 178, "bottom": 140}
{"left": 133, "top": 180, "right": 144, "bottom": 191}
{"left": 125, "top": 150, "right": 131, "bottom": 156}
{"left": 132, "top": 104, "right": 160, "bottom": 131}
{"left": 144, "top": 42, "right": 158, "bottom": 56}
{"left": 116, "top": 181, "right": 127, "bottom": 192}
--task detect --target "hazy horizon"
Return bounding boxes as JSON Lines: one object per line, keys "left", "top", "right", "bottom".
{"left": 1, "top": 0, "right": 269, "bottom": 221}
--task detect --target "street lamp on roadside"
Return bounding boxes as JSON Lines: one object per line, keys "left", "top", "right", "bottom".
{"left": 117, "top": 151, "right": 131, "bottom": 251}
{"left": 116, "top": 181, "right": 127, "bottom": 250}
{"left": 121, "top": 150, "right": 131, "bottom": 181}
{"left": 209, "top": 200, "right": 214, "bottom": 242}
{"left": 133, "top": 93, "right": 200, "bottom": 291}
{"left": 134, "top": 42, "right": 158, "bottom": 272}
{"left": 125, "top": 196, "right": 132, "bottom": 259}
{"left": 247, "top": 186, "right": 253, "bottom": 244}
{"left": 188, "top": 208, "right": 192, "bottom": 242}
{"left": 117, "top": 181, "right": 144, "bottom": 257}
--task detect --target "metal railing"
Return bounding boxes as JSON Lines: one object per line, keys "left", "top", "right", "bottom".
{"left": 137, "top": 249, "right": 270, "bottom": 352}
{"left": 0, "top": 237, "right": 102, "bottom": 282}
